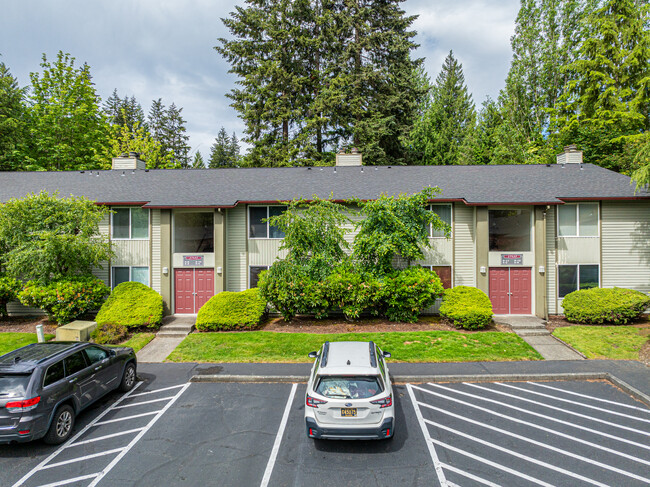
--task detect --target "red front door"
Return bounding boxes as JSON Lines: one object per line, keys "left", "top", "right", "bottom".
{"left": 489, "top": 267, "right": 531, "bottom": 314}
{"left": 174, "top": 268, "right": 215, "bottom": 313}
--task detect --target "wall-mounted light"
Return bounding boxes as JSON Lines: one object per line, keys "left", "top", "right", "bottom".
{"left": 480, "top": 266, "right": 486, "bottom": 274}
{"left": 217, "top": 266, "right": 223, "bottom": 274}
{"left": 163, "top": 267, "right": 169, "bottom": 275}
{"left": 538, "top": 265, "right": 545, "bottom": 274}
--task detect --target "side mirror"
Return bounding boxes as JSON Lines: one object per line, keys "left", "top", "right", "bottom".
{"left": 308, "top": 351, "right": 318, "bottom": 359}
{"left": 382, "top": 351, "right": 391, "bottom": 359}
{"left": 109, "top": 349, "right": 117, "bottom": 357}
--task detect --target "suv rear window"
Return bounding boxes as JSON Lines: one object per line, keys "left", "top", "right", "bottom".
{"left": 0, "top": 374, "right": 32, "bottom": 398}
{"left": 316, "top": 376, "right": 383, "bottom": 399}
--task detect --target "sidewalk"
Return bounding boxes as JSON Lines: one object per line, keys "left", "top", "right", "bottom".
{"left": 136, "top": 315, "right": 195, "bottom": 363}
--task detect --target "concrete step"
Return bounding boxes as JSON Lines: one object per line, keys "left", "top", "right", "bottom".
{"left": 507, "top": 323, "right": 548, "bottom": 330}
{"left": 160, "top": 324, "right": 194, "bottom": 332}
{"left": 157, "top": 331, "right": 192, "bottom": 337}
{"left": 516, "top": 329, "right": 551, "bottom": 337}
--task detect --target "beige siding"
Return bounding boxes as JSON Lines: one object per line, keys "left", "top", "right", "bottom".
{"left": 556, "top": 237, "right": 600, "bottom": 264}
{"left": 342, "top": 206, "right": 363, "bottom": 252}
{"left": 92, "top": 214, "right": 110, "bottom": 286}
{"left": 248, "top": 239, "right": 288, "bottom": 265}
{"left": 601, "top": 201, "right": 650, "bottom": 293}
{"left": 112, "top": 240, "right": 150, "bottom": 266}
{"left": 151, "top": 209, "right": 161, "bottom": 293}
{"left": 454, "top": 204, "right": 475, "bottom": 286}
{"left": 226, "top": 206, "right": 247, "bottom": 291}
{"left": 7, "top": 301, "right": 44, "bottom": 316}
{"left": 546, "top": 207, "right": 557, "bottom": 314}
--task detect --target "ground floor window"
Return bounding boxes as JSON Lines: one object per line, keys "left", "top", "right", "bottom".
{"left": 112, "top": 266, "right": 149, "bottom": 288}
{"left": 249, "top": 266, "right": 269, "bottom": 288}
{"left": 421, "top": 265, "right": 452, "bottom": 289}
{"left": 558, "top": 264, "right": 599, "bottom": 298}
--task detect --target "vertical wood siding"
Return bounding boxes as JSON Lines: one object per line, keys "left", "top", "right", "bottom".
{"left": 226, "top": 206, "right": 247, "bottom": 292}
{"left": 92, "top": 214, "right": 110, "bottom": 286}
{"left": 112, "top": 240, "right": 150, "bottom": 266}
{"left": 248, "top": 240, "right": 288, "bottom": 265}
{"left": 454, "top": 204, "right": 475, "bottom": 286}
{"left": 151, "top": 209, "right": 161, "bottom": 293}
{"left": 546, "top": 207, "right": 557, "bottom": 315}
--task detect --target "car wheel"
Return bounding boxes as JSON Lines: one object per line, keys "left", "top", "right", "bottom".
{"left": 119, "top": 362, "right": 137, "bottom": 392}
{"left": 43, "top": 404, "right": 75, "bottom": 445}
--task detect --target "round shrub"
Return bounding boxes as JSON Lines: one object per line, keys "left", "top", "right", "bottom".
{"left": 380, "top": 267, "right": 444, "bottom": 322}
{"left": 18, "top": 276, "right": 110, "bottom": 325}
{"left": 562, "top": 287, "right": 650, "bottom": 325}
{"left": 0, "top": 275, "right": 22, "bottom": 318}
{"left": 326, "top": 266, "right": 381, "bottom": 321}
{"left": 91, "top": 322, "right": 128, "bottom": 344}
{"left": 440, "top": 286, "right": 493, "bottom": 330}
{"left": 196, "top": 288, "right": 267, "bottom": 331}
{"left": 95, "top": 282, "right": 163, "bottom": 329}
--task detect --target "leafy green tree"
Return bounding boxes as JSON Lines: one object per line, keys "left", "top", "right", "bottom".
{"left": 631, "top": 132, "right": 650, "bottom": 191}
{"left": 192, "top": 151, "right": 205, "bottom": 168}
{"left": 0, "top": 62, "right": 28, "bottom": 171}
{"left": 352, "top": 187, "right": 450, "bottom": 275}
{"left": 0, "top": 276, "right": 21, "bottom": 317}
{"left": 25, "top": 51, "right": 109, "bottom": 171}
{"left": 0, "top": 192, "right": 113, "bottom": 283}
{"left": 102, "top": 121, "right": 176, "bottom": 169}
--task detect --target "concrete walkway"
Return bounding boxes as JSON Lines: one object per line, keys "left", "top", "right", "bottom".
{"left": 494, "top": 315, "right": 585, "bottom": 360}
{"left": 136, "top": 315, "right": 195, "bottom": 363}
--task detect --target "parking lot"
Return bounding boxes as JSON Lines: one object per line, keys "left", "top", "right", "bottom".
{"left": 2, "top": 368, "right": 649, "bottom": 487}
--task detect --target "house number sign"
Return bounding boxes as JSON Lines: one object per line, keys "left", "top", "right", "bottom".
{"left": 183, "top": 255, "right": 204, "bottom": 267}
{"left": 501, "top": 254, "right": 523, "bottom": 265}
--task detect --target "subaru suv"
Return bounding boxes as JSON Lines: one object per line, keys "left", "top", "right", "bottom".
{"left": 305, "top": 341, "right": 394, "bottom": 440}
{"left": 0, "top": 342, "right": 137, "bottom": 445}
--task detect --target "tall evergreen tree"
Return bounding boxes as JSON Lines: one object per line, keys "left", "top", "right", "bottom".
{"left": 165, "top": 103, "right": 191, "bottom": 168}
{"left": 0, "top": 62, "right": 28, "bottom": 171}
{"left": 228, "top": 131, "right": 241, "bottom": 165}
{"left": 408, "top": 51, "right": 475, "bottom": 165}
{"left": 148, "top": 98, "right": 167, "bottom": 147}
{"left": 209, "top": 127, "right": 235, "bottom": 167}
{"left": 104, "top": 90, "right": 146, "bottom": 132}
{"left": 192, "top": 151, "right": 205, "bottom": 168}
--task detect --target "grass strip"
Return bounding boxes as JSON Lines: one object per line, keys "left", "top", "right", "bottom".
{"left": 118, "top": 332, "right": 156, "bottom": 353}
{"left": 167, "top": 330, "right": 542, "bottom": 363}
{"left": 553, "top": 326, "right": 649, "bottom": 360}
{"left": 0, "top": 333, "right": 56, "bottom": 355}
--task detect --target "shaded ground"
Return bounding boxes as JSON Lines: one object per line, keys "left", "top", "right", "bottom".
{"left": 0, "top": 315, "right": 57, "bottom": 334}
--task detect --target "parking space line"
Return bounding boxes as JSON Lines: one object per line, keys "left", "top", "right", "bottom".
{"left": 496, "top": 382, "right": 650, "bottom": 424}
{"left": 113, "top": 396, "right": 176, "bottom": 409}
{"left": 418, "top": 400, "right": 650, "bottom": 483}
{"left": 87, "top": 382, "right": 191, "bottom": 487}
{"left": 406, "top": 384, "right": 447, "bottom": 487}
{"left": 93, "top": 410, "right": 159, "bottom": 425}
{"left": 441, "top": 462, "right": 501, "bottom": 487}
{"left": 467, "top": 382, "right": 650, "bottom": 436}
{"left": 411, "top": 384, "right": 650, "bottom": 467}
{"left": 422, "top": 383, "right": 650, "bottom": 451}
{"left": 528, "top": 382, "right": 650, "bottom": 412}
{"left": 64, "top": 428, "right": 145, "bottom": 447}
{"left": 129, "top": 384, "right": 186, "bottom": 398}
{"left": 432, "top": 439, "right": 554, "bottom": 487}
{"left": 426, "top": 418, "right": 610, "bottom": 487}
{"left": 260, "top": 383, "right": 297, "bottom": 487}
{"left": 34, "top": 473, "right": 99, "bottom": 487}
{"left": 40, "top": 448, "right": 124, "bottom": 470}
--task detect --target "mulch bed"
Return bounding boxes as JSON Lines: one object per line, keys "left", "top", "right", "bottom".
{"left": 0, "top": 316, "right": 58, "bottom": 334}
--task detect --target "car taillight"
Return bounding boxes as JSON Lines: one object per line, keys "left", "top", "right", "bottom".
{"left": 306, "top": 394, "right": 328, "bottom": 408}
{"left": 5, "top": 396, "right": 41, "bottom": 413}
{"left": 370, "top": 394, "right": 392, "bottom": 408}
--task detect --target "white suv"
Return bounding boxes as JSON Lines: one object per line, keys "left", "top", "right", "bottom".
{"left": 304, "top": 341, "right": 394, "bottom": 440}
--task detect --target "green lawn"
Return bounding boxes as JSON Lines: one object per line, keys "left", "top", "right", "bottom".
{"left": 553, "top": 326, "right": 649, "bottom": 360}
{"left": 167, "top": 330, "right": 542, "bottom": 363}
{"left": 118, "top": 332, "right": 156, "bottom": 353}
{"left": 0, "top": 333, "right": 56, "bottom": 355}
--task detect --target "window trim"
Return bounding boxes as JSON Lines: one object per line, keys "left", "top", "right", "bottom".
{"left": 421, "top": 265, "right": 453, "bottom": 289}
{"left": 488, "top": 207, "right": 533, "bottom": 252}
{"left": 111, "top": 207, "right": 150, "bottom": 240}
{"left": 248, "top": 205, "right": 286, "bottom": 240}
{"left": 557, "top": 264, "right": 600, "bottom": 299}
{"left": 428, "top": 204, "right": 452, "bottom": 239}
{"left": 111, "top": 265, "right": 150, "bottom": 289}
{"left": 557, "top": 203, "right": 600, "bottom": 238}
{"left": 249, "top": 265, "right": 270, "bottom": 289}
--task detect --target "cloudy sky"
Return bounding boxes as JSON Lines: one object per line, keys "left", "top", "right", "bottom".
{"left": 0, "top": 0, "right": 520, "bottom": 158}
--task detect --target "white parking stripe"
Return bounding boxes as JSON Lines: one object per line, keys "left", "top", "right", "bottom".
{"left": 529, "top": 381, "right": 650, "bottom": 413}
{"left": 34, "top": 473, "right": 99, "bottom": 487}
{"left": 467, "top": 382, "right": 650, "bottom": 436}
{"left": 433, "top": 439, "right": 554, "bottom": 487}
{"left": 113, "top": 396, "right": 176, "bottom": 409}
{"left": 128, "top": 384, "right": 185, "bottom": 398}
{"left": 87, "top": 382, "right": 191, "bottom": 487}
{"left": 93, "top": 410, "right": 159, "bottom": 425}
{"left": 411, "top": 384, "right": 650, "bottom": 467}
{"left": 441, "top": 462, "right": 502, "bottom": 487}
{"left": 426, "top": 419, "right": 610, "bottom": 487}
{"left": 406, "top": 384, "right": 447, "bottom": 487}
{"left": 421, "top": 384, "right": 650, "bottom": 451}
{"left": 64, "top": 428, "right": 145, "bottom": 447}
{"left": 496, "top": 382, "right": 650, "bottom": 424}
{"left": 260, "top": 383, "right": 297, "bottom": 487}
{"left": 40, "top": 448, "right": 124, "bottom": 470}
{"left": 418, "top": 400, "right": 650, "bottom": 483}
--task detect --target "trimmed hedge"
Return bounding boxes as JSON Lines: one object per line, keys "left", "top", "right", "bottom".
{"left": 196, "top": 288, "right": 267, "bottom": 331}
{"left": 0, "top": 276, "right": 22, "bottom": 318}
{"left": 440, "top": 286, "right": 493, "bottom": 330}
{"left": 381, "top": 267, "right": 444, "bottom": 322}
{"left": 95, "top": 282, "right": 163, "bottom": 329}
{"left": 562, "top": 287, "right": 650, "bottom": 325}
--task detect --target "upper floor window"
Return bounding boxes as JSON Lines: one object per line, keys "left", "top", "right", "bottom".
{"left": 558, "top": 203, "right": 598, "bottom": 237}
{"left": 249, "top": 206, "right": 286, "bottom": 239}
{"left": 489, "top": 209, "right": 531, "bottom": 251}
{"left": 429, "top": 204, "right": 452, "bottom": 238}
{"left": 174, "top": 212, "right": 214, "bottom": 253}
{"left": 112, "top": 207, "right": 149, "bottom": 239}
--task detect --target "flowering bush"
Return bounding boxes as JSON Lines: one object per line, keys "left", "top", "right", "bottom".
{"left": 326, "top": 266, "right": 381, "bottom": 320}
{"left": 0, "top": 276, "right": 22, "bottom": 317}
{"left": 380, "top": 267, "right": 444, "bottom": 322}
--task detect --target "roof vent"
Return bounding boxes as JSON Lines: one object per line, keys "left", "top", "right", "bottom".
{"left": 112, "top": 153, "right": 146, "bottom": 170}
{"left": 556, "top": 145, "right": 583, "bottom": 165}
{"left": 347, "top": 360, "right": 351, "bottom": 365}
{"left": 335, "top": 149, "right": 362, "bottom": 166}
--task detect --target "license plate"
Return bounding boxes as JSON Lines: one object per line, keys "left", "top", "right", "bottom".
{"left": 341, "top": 408, "right": 357, "bottom": 417}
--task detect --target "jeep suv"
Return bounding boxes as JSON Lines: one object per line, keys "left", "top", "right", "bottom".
{"left": 0, "top": 342, "right": 137, "bottom": 444}
{"left": 305, "top": 341, "right": 394, "bottom": 440}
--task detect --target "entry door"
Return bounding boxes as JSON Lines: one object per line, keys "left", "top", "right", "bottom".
{"left": 175, "top": 268, "right": 214, "bottom": 313}
{"left": 489, "top": 267, "right": 531, "bottom": 314}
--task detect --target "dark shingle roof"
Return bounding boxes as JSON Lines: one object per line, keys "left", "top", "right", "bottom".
{"left": 0, "top": 164, "right": 648, "bottom": 207}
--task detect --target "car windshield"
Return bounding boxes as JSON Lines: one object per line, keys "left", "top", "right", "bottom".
{"left": 316, "top": 376, "right": 383, "bottom": 399}
{"left": 0, "top": 374, "right": 31, "bottom": 398}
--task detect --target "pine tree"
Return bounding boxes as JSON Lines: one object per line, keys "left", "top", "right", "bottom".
{"left": 104, "top": 90, "right": 146, "bottom": 132}
{"left": 209, "top": 127, "right": 233, "bottom": 168}
{"left": 408, "top": 51, "right": 476, "bottom": 165}
{"left": 0, "top": 62, "right": 28, "bottom": 171}
{"left": 165, "top": 103, "right": 191, "bottom": 168}
{"left": 192, "top": 151, "right": 205, "bottom": 168}
{"left": 148, "top": 98, "right": 167, "bottom": 147}
{"left": 228, "top": 131, "right": 241, "bottom": 166}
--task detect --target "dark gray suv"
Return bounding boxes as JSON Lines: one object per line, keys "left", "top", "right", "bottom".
{"left": 0, "top": 342, "right": 136, "bottom": 444}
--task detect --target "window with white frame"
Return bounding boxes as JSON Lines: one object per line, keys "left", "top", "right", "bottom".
{"left": 557, "top": 203, "right": 598, "bottom": 237}
{"left": 429, "top": 204, "right": 452, "bottom": 238}
{"left": 249, "top": 266, "right": 269, "bottom": 288}
{"left": 112, "top": 207, "right": 149, "bottom": 239}
{"left": 112, "top": 266, "right": 149, "bottom": 288}
{"left": 249, "top": 206, "right": 286, "bottom": 239}
{"left": 558, "top": 264, "right": 599, "bottom": 298}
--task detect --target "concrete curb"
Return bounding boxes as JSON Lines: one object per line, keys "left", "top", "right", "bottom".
{"left": 550, "top": 334, "right": 588, "bottom": 359}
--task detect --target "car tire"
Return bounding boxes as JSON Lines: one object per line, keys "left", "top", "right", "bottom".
{"left": 43, "top": 404, "right": 75, "bottom": 445}
{"left": 118, "top": 362, "right": 137, "bottom": 392}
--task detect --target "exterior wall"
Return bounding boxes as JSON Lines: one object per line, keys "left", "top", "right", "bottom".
{"left": 546, "top": 205, "right": 557, "bottom": 315}
{"left": 151, "top": 209, "right": 162, "bottom": 294}
{"left": 226, "top": 206, "right": 247, "bottom": 292}
{"left": 160, "top": 210, "right": 172, "bottom": 315}
{"left": 215, "top": 209, "right": 226, "bottom": 293}
{"left": 248, "top": 240, "right": 288, "bottom": 265}
{"left": 112, "top": 241, "right": 150, "bottom": 266}
{"left": 91, "top": 214, "right": 110, "bottom": 286}
{"left": 534, "top": 206, "right": 546, "bottom": 318}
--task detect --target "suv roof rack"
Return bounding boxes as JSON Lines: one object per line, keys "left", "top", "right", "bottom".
{"left": 0, "top": 343, "right": 77, "bottom": 369}
{"left": 320, "top": 341, "right": 330, "bottom": 368}
{"left": 368, "top": 341, "right": 377, "bottom": 367}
